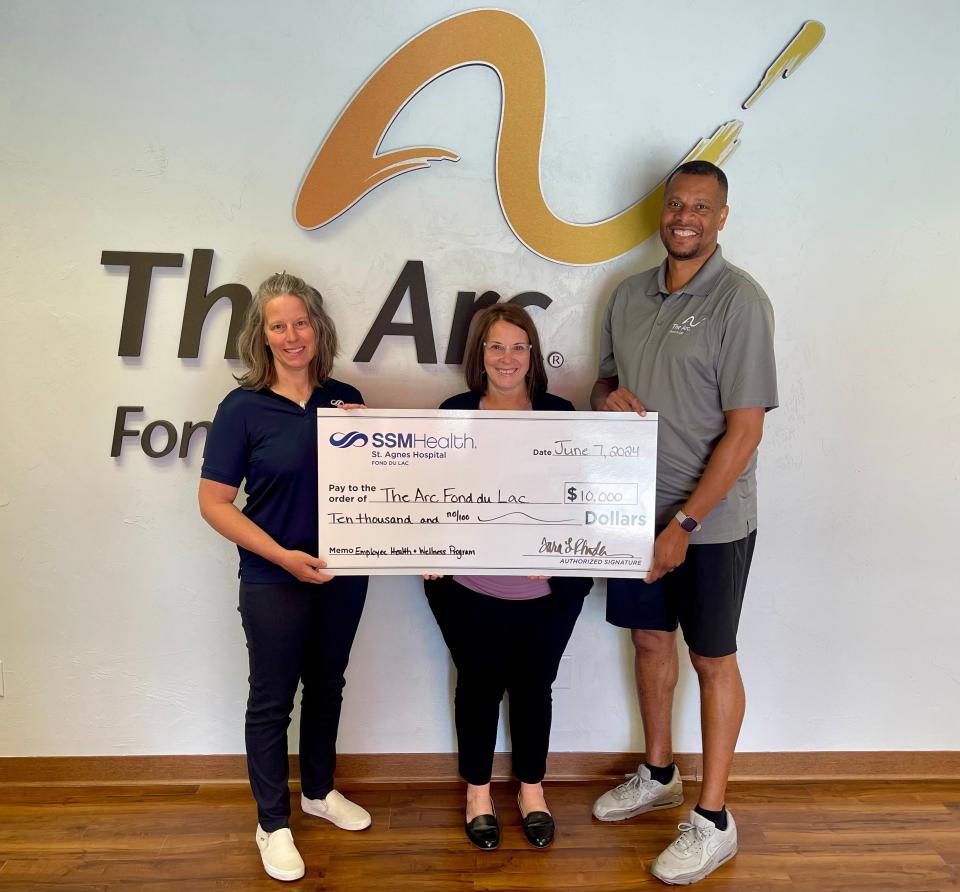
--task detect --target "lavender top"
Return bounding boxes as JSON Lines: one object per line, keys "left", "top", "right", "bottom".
{"left": 453, "top": 574, "right": 551, "bottom": 600}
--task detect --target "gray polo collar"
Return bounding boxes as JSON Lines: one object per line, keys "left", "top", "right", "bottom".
{"left": 649, "top": 245, "right": 726, "bottom": 298}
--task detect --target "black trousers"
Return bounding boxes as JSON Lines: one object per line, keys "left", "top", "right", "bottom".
{"left": 239, "top": 578, "right": 367, "bottom": 831}
{"left": 425, "top": 578, "right": 584, "bottom": 785}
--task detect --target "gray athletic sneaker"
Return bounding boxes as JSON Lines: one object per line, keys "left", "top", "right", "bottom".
{"left": 650, "top": 809, "right": 737, "bottom": 885}
{"left": 592, "top": 764, "right": 684, "bottom": 821}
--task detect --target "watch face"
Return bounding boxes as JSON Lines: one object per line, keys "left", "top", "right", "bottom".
{"left": 680, "top": 516, "right": 698, "bottom": 532}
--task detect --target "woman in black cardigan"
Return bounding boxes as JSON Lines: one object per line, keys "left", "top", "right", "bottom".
{"left": 424, "top": 303, "right": 592, "bottom": 851}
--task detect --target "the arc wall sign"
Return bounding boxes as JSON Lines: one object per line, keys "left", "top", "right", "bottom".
{"left": 296, "top": 10, "right": 825, "bottom": 266}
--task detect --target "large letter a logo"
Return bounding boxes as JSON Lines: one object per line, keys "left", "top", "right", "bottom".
{"left": 295, "top": 10, "right": 822, "bottom": 266}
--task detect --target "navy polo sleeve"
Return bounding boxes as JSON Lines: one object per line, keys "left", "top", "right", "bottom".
{"left": 200, "top": 390, "right": 249, "bottom": 487}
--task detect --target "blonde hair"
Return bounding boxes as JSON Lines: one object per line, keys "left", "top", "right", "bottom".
{"left": 235, "top": 272, "right": 338, "bottom": 389}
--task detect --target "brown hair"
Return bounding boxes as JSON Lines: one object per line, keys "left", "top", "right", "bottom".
{"left": 235, "top": 272, "right": 338, "bottom": 390}
{"left": 462, "top": 303, "right": 548, "bottom": 398}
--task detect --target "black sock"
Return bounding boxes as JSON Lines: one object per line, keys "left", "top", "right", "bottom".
{"left": 694, "top": 804, "right": 727, "bottom": 831}
{"left": 644, "top": 762, "right": 675, "bottom": 785}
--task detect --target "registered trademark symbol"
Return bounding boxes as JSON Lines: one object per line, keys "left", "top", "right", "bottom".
{"left": 547, "top": 351, "right": 564, "bottom": 368}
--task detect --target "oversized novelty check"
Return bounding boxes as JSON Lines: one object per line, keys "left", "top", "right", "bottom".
{"left": 317, "top": 409, "right": 657, "bottom": 577}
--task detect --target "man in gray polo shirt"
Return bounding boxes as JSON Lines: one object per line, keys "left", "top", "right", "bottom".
{"left": 590, "top": 160, "right": 777, "bottom": 885}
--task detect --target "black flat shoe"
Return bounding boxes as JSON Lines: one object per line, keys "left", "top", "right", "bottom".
{"left": 465, "top": 803, "right": 500, "bottom": 850}
{"left": 518, "top": 794, "right": 555, "bottom": 848}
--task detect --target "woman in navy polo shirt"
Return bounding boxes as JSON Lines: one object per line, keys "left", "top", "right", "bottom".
{"left": 424, "top": 304, "right": 593, "bottom": 851}
{"left": 199, "top": 272, "right": 369, "bottom": 883}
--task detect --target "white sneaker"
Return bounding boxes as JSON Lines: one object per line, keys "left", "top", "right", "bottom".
{"left": 592, "top": 764, "right": 684, "bottom": 821}
{"left": 255, "top": 825, "right": 305, "bottom": 882}
{"left": 650, "top": 809, "right": 738, "bottom": 885}
{"left": 301, "top": 790, "right": 372, "bottom": 830}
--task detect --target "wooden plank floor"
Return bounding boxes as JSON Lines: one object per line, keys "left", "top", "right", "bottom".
{"left": 0, "top": 780, "right": 958, "bottom": 891}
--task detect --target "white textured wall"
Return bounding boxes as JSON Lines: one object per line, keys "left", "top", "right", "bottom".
{"left": 1, "top": 0, "right": 958, "bottom": 757}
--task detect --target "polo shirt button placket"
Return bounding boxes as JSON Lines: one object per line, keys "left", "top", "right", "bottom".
{"left": 656, "top": 292, "right": 674, "bottom": 325}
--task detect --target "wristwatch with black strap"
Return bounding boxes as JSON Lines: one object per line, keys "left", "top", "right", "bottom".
{"left": 675, "top": 509, "right": 701, "bottom": 533}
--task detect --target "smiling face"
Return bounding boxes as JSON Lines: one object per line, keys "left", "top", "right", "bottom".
{"left": 659, "top": 173, "right": 729, "bottom": 262}
{"left": 483, "top": 319, "right": 531, "bottom": 402}
{"left": 263, "top": 294, "right": 317, "bottom": 379}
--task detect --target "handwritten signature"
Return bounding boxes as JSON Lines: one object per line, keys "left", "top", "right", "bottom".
{"left": 539, "top": 536, "right": 608, "bottom": 556}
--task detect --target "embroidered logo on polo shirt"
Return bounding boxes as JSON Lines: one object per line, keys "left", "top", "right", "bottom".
{"left": 670, "top": 315, "right": 707, "bottom": 335}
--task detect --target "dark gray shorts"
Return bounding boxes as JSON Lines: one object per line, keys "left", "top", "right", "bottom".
{"left": 605, "top": 530, "right": 757, "bottom": 657}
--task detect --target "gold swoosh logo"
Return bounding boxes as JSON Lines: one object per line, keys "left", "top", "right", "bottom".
{"left": 296, "top": 10, "right": 822, "bottom": 266}
{"left": 743, "top": 20, "right": 826, "bottom": 109}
